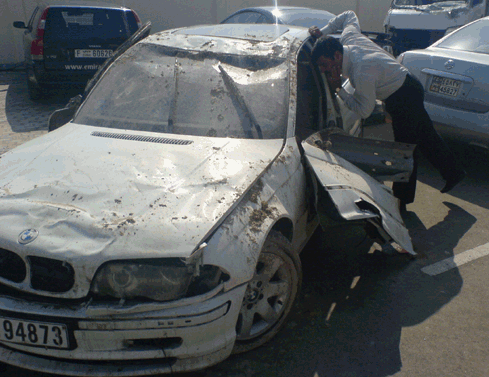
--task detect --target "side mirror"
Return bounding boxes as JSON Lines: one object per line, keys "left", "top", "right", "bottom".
{"left": 13, "top": 21, "right": 27, "bottom": 29}
{"left": 48, "top": 95, "right": 82, "bottom": 131}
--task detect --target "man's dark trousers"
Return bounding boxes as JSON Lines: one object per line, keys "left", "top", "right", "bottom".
{"left": 384, "top": 73, "right": 460, "bottom": 204}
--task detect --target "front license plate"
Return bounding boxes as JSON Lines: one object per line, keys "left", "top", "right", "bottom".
{"left": 429, "top": 76, "right": 461, "bottom": 97}
{"left": 75, "top": 49, "right": 113, "bottom": 58}
{"left": 0, "top": 317, "right": 69, "bottom": 349}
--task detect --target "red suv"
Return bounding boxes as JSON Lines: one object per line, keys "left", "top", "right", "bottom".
{"left": 13, "top": 2, "right": 142, "bottom": 100}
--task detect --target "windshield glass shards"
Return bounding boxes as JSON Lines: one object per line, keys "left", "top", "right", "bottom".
{"left": 74, "top": 43, "right": 289, "bottom": 140}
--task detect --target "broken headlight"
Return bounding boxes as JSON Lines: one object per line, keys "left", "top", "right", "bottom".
{"left": 91, "top": 259, "right": 225, "bottom": 302}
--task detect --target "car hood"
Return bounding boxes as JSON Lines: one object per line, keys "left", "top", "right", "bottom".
{"left": 0, "top": 124, "right": 283, "bottom": 288}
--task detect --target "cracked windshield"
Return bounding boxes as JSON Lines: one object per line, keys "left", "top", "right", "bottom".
{"left": 75, "top": 44, "right": 289, "bottom": 139}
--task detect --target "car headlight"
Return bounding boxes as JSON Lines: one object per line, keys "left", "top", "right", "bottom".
{"left": 91, "top": 259, "right": 226, "bottom": 302}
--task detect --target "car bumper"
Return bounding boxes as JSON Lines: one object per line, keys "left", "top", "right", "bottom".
{"left": 0, "top": 284, "right": 246, "bottom": 376}
{"left": 425, "top": 102, "right": 489, "bottom": 148}
{"left": 29, "top": 61, "right": 97, "bottom": 86}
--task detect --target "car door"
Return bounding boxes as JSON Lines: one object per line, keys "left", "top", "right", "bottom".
{"left": 294, "top": 39, "right": 415, "bottom": 254}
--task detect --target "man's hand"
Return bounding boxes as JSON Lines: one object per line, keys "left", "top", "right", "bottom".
{"left": 309, "top": 26, "right": 322, "bottom": 39}
{"left": 326, "top": 66, "right": 342, "bottom": 93}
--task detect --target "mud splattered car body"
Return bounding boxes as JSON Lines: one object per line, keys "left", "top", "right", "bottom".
{"left": 0, "top": 23, "right": 414, "bottom": 375}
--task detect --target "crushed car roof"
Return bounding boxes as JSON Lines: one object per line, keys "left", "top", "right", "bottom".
{"left": 144, "top": 23, "right": 312, "bottom": 57}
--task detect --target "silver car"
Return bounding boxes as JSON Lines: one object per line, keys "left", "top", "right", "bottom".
{"left": 398, "top": 16, "right": 489, "bottom": 150}
{"left": 0, "top": 23, "right": 414, "bottom": 375}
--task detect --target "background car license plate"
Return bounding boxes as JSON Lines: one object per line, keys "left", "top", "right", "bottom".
{"left": 75, "top": 49, "right": 113, "bottom": 58}
{"left": 0, "top": 317, "right": 69, "bottom": 349}
{"left": 429, "top": 76, "right": 461, "bottom": 97}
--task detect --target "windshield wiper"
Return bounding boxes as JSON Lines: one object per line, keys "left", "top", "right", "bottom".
{"left": 217, "top": 63, "right": 263, "bottom": 139}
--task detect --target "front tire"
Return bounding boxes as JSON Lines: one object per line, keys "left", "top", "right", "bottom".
{"left": 233, "top": 231, "right": 302, "bottom": 354}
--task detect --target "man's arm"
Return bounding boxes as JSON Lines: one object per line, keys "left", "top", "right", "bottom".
{"left": 319, "top": 10, "right": 362, "bottom": 36}
{"left": 337, "top": 67, "right": 377, "bottom": 119}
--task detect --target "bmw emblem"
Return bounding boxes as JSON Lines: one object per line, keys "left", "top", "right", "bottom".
{"left": 18, "top": 229, "right": 39, "bottom": 245}
{"left": 444, "top": 59, "right": 455, "bottom": 70}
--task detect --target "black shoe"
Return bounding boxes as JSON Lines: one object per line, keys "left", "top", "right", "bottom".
{"left": 441, "top": 169, "right": 466, "bottom": 193}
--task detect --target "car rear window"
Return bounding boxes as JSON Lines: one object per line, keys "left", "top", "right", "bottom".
{"left": 436, "top": 19, "right": 489, "bottom": 54}
{"left": 44, "top": 7, "right": 138, "bottom": 41}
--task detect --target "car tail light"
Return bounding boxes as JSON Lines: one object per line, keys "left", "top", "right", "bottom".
{"left": 132, "top": 10, "right": 142, "bottom": 29}
{"left": 31, "top": 7, "right": 49, "bottom": 60}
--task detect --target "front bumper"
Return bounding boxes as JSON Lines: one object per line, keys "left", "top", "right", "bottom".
{"left": 0, "top": 284, "right": 246, "bottom": 376}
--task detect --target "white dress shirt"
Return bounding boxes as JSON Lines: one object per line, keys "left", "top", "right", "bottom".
{"left": 320, "top": 11, "right": 409, "bottom": 119}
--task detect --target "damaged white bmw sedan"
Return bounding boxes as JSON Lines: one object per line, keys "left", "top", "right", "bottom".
{"left": 0, "top": 22, "right": 415, "bottom": 375}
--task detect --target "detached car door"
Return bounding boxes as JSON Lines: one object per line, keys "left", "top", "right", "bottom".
{"left": 302, "top": 128, "right": 416, "bottom": 254}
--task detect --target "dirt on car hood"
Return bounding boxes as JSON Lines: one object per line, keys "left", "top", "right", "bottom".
{"left": 0, "top": 124, "right": 283, "bottom": 297}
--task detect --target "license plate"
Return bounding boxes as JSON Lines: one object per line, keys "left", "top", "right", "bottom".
{"left": 0, "top": 317, "right": 69, "bottom": 349}
{"left": 75, "top": 49, "right": 113, "bottom": 58}
{"left": 429, "top": 76, "right": 461, "bottom": 97}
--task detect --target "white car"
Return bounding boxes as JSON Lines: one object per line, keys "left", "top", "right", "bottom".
{"left": 0, "top": 22, "right": 414, "bottom": 375}
{"left": 399, "top": 16, "right": 489, "bottom": 149}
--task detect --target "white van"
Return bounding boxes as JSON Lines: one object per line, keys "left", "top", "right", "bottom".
{"left": 383, "top": 0, "right": 488, "bottom": 55}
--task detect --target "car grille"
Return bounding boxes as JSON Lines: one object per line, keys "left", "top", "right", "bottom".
{"left": 91, "top": 131, "right": 194, "bottom": 145}
{"left": 0, "top": 248, "right": 75, "bottom": 293}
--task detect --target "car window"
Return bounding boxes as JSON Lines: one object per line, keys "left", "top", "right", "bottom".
{"left": 280, "top": 12, "right": 335, "bottom": 28}
{"left": 223, "top": 11, "right": 267, "bottom": 24}
{"left": 74, "top": 43, "right": 289, "bottom": 140}
{"left": 436, "top": 19, "right": 489, "bottom": 54}
{"left": 44, "top": 7, "right": 138, "bottom": 42}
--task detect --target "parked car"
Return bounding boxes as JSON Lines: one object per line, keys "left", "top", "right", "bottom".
{"left": 13, "top": 1, "right": 142, "bottom": 100}
{"left": 384, "top": 0, "right": 488, "bottom": 56}
{"left": 221, "top": 6, "right": 394, "bottom": 53}
{"left": 398, "top": 16, "right": 489, "bottom": 149}
{"left": 0, "top": 23, "right": 415, "bottom": 376}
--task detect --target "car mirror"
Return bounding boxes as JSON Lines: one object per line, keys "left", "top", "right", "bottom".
{"left": 48, "top": 95, "right": 82, "bottom": 132}
{"left": 13, "top": 21, "right": 27, "bottom": 29}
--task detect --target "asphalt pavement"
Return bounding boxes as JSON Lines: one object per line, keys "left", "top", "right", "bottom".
{"left": 1, "top": 70, "right": 489, "bottom": 377}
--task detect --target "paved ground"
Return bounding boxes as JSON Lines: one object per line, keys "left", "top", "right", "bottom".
{"left": 1, "top": 70, "right": 488, "bottom": 377}
{"left": 0, "top": 70, "right": 75, "bottom": 154}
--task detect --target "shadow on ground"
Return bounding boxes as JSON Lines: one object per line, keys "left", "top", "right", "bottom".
{"left": 190, "top": 202, "right": 474, "bottom": 377}
{"left": 1, "top": 71, "right": 82, "bottom": 133}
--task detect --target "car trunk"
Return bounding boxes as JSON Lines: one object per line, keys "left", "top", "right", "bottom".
{"left": 43, "top": 7, "right": 138, "bottom": 73}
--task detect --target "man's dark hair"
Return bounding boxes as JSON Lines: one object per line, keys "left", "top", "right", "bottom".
{"left": 311, "top": 36, "right": 344, "bottom": 63}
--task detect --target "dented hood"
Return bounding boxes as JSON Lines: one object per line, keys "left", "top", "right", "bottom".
{"left": 0, "top": 123, "right": 283, "bottom": 296}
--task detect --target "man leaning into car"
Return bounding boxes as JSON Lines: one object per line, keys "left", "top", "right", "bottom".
{"left": 310, "top": 10, "right": 466, "bottom": 210}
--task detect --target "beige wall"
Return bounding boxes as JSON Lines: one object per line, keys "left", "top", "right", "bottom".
{"left": 1, "top": 0, "right": 392, "bottom": 66}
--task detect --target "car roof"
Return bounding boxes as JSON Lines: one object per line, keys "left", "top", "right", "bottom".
{"left": 145, "top": 23, "right": 311, "bottom": 59}
{"left": 35, "top": 1, "right": 133, "bottom": 10}
{"left": 222, "top": 6, "right": 335, "bottom": 28}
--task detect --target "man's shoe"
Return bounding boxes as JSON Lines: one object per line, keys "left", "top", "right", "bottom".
{"left": 441, "top": 170, "right": 466, "bottom": 193}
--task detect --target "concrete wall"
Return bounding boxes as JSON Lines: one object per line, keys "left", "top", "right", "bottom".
{"left": 1, "top": 0, "right": 393, "bottom": 66}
